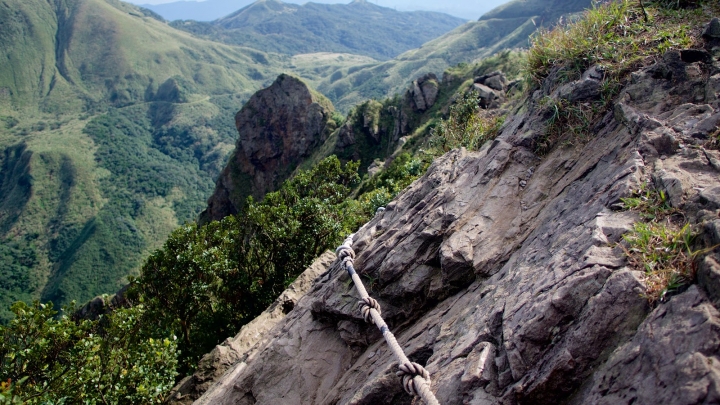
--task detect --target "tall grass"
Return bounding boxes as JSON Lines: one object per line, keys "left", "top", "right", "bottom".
{"left": 525, "top": 0, "right": 702, "bottom": 85}
{"left": 429, "top": 91, "right": 505, "bottom": 154}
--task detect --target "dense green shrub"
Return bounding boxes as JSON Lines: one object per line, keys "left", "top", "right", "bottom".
{"left": 356, "top": 152, "right": 429, "bottom": 214}
{"left": 131, "top": 156, "right": 365, "bottom": 372}
{"left": 0, "top": 301, "right": 177, "bottom": 404}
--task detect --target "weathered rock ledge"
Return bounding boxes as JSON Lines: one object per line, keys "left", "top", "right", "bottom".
{"left": 185, "top": 46, "right": 720, "bottom": 405}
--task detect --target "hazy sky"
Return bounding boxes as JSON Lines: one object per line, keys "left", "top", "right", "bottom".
{"left": 125, "top": 0, "right": 512, "bottom": 20}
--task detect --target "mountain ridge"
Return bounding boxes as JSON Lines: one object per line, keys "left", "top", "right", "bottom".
{"left": 138, "top": 0, "right": 510, "bottom": 21}
{"left": 313, "top": 0, "right": 592, "bottom": 112}
{"left": 169, "top": 0, "right": 467, "bottom": 61}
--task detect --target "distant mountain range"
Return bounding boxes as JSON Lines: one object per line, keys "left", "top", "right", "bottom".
{"left": 137, "top": 0, "right": 510, "bottom": 21}
{"left": 166, "top": 0, "right": 467, "bottom": 61}
{"left": 140, "top": 0, "right": 254, "bottom": 21}
{"left": 0, "top": 0, "right": 287, "bottom": 321}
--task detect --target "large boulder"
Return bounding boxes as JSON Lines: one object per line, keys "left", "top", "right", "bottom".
{"left": 201, "top": 74, "right": 336, "bottom": 222}
{"left": 410, "top": 73, "right": 440, "bottom": 111}
{"left": 474, "top": 71, "right": 509, "bottom": 108}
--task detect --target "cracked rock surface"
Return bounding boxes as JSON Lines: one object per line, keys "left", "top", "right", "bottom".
{"left": 187, "top": 48, "right": 720, "bottom": 405}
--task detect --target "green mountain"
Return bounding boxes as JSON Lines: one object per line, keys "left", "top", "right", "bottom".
{"left": 0, "top": 0, "right": 292, "bottom": 321}
{"left": 169, "top": 0, "right": 467, "bottom": 61}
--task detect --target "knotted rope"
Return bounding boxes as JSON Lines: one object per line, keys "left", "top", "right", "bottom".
{"left": 336, "top": 235, "right": 440, "bottom": 405}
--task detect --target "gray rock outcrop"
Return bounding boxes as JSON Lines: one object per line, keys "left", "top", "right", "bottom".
{"left": 201, "top": 74, "right": 336, "bottom": 222}
{"left": 410, "top": 73, "right": 440, "bottom": 111}
{"left": 474, "top": 71, "right": 509, "bottom": 109}
{"left": 703, "top": 17, "right": 720, "bottom": 49}
{"left": 190, "top": 46, "right": 720, "bottom": 405}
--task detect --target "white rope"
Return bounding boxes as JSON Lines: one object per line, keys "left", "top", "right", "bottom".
{"left": 336, "top": 235, "right": 440, "bottom": 405}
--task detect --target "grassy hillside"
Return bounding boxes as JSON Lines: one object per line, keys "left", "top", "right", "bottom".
{"left": 0, "top": 0, "right": 292, "bottom": 321}
{"left": 315, "top": 0, "right": 593, "bottom": 112}
{"left": 170, "top": 0, "right": 467, "bottom": 61}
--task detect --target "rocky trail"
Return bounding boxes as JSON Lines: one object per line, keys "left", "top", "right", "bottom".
{"left": 169, "top": 20, "right": 720, "bottom": 405}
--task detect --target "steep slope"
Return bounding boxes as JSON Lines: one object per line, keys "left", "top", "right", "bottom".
{"left": 185, "top": 8, "right": 720, "bottom": 405}
{"left": 0, "top": 0, "right": 553, "bottom": 320}
{"left": 170, "top": 0, "right": 466, "bottom": 61}
{"left": 316, "top": 0, "right": 592, "bottom": 112}
{"left": 0, "top": 0, "right": 287, "bottom": 320}
{"left": 0, "top": 0, "right": 278, "bottom": 112}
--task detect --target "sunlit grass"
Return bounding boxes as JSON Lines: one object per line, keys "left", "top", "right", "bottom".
{"left": 524, "top": 0, "right": 716, "bottom": 85}
{"left": 623, "top": 221, "right": 698, "bottom": 303}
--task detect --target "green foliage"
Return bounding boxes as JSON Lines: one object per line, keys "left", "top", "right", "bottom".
{"left": 37, "top": 106, "right": 221, "bottom": 309}
{"left": 0, "top": 301, "right": 177, "bottom": 404}
{"left": 623, "top": 222, "right": 698, "bottom": 303}
{"left": 0, "top": 117, "right": 19, "bottom": 130}
{"left": 619, "top": 184, "right": 676, "bottom": 221}
{"left": 0, "top": 376, "right": 23, "bottom": 404}
{"left": 34, "top": 94, "right": 248, "bottom": 311}
{"left": 336, "top": 98, "right": 401, "bottom": 174}
{"left": 0, "top": 0, "right": 298, "bottom": 321}
{"left": 132, "top": 156, "right": 364, "bottom": 372}
{"left": 521, "top": 0, "right": 711, "bottom": 154}
{"left": 429, "top": 91, "right": 505, "bottom": 154}
{"left": 136, "top": 6, "right": 165, "bottom": 22}
{"left": 87, "top": 109, "right": 211, "bottom": 204}
{"left": 331, "top": 111, "right": 345, "bottom": 128}
{"left": 131, "top": 218, "right": 239, "bottom": 371}
{"left": 357, "top": 153, "right": 429, "bottom": 214}
{"left": 0, "top": 235, "right": 38, "bottom": 324}
{"left": 525, "top": 0, "right": 704, "bottom": 85}
{"left": 534, "top": 94, "right": 615, "bottom": 154}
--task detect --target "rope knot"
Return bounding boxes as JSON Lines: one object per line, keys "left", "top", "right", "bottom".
{"left": 396, "top": 362, "right": 431, "bottom": 396}
{"left": 358, "top": 297, "right": 381, "bottom": 323}
{"left": 335, "top": 245, "right": 355, "bottom": 260}
{"left": 342, "top": 256, "right": 355, "bottom": 267}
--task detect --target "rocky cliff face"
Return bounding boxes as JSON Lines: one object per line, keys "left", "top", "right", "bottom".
{"left": 179, "top": 38, "right": 720, "bottom": 405}
{"left": 201, "top": 74, "right": 336, "bottom": 222}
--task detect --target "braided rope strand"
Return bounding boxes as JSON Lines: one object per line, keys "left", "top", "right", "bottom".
{"left": 335, "top": 235, "right": 440, "bottom": 405}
